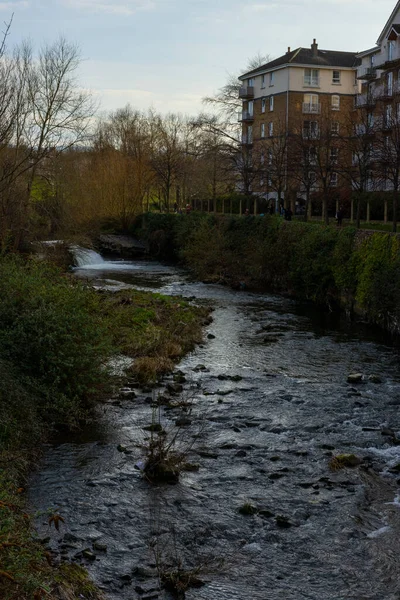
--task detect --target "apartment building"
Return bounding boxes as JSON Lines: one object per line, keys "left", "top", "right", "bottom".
{"left": 238, "top": 41, "right": 359, "bottom": 212}
{"left": 356, "top": 1, "right": 400, "bottom": 222}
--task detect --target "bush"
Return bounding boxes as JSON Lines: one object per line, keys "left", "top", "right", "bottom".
{"left": 0, "top": 257, "right": 113, "bottom": 427}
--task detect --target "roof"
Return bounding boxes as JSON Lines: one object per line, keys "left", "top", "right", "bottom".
{"left": 392, "top": 23, "right": 400, "bottom": 33}
{"left": 239, "top": 47, "right": 359, "bottom": 80}
{"left": 357, "top": 46, "right": 380, "bottom": 58}
{"left": 377, "top": 1, "right": 400, "bottom": 43}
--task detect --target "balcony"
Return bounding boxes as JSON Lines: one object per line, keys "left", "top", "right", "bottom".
{"left": 354, "top": 94, "right": 376, "bottom": 108}
{"left": 239, "top": 86, "right": 254, "bottom": 99}
{"left": 357, "top": 67, "right": 377, "bottom": 80}
{"left": 382, "top": 118, "right": 393, "bottom": 131}
{"left": 238, "top": 110, "right": 254, "bottom": 123}
{"left": 302, "top": 102, "right": 321, "bottom": 114}
{"left": 241, "top": 133, "right": 253, "bottom": 146}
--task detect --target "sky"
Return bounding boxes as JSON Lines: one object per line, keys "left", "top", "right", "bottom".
{"left": 2, "top": 0, "right": 399, "bottom": 117}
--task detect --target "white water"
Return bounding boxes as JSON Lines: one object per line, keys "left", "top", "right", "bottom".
{"left": 71, "top": 246, "right": 105, "bottom": 267}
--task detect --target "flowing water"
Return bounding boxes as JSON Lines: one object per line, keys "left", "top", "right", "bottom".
{"left": 30, "top": 253, "right": 400, "bottom": 600}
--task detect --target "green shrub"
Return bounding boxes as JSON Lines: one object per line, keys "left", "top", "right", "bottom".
{"left": 0, "top": 257, "right": 113, "bottom": 427}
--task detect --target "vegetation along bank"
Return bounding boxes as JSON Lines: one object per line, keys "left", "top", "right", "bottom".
{"left": 132, "top": 212, "right": 400, "bottom": 337}
{"left": 0, "top": 255, "right": 209, "bottom": 600}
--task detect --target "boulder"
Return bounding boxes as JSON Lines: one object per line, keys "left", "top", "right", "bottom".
{"left": 347, "top": 373, "right": 363, "bottom": 384}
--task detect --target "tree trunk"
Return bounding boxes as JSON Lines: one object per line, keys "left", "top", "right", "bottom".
{"left": 393, "top": 189, "right": 398, "bottom": 233}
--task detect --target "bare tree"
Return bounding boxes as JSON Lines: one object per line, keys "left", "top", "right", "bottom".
{"left": 0, "top": 34, "right": 95, "bottom": 248}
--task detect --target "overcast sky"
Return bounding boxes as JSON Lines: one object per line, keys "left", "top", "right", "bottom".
{"left": 2, "top": 0, "right": 398, "bottom": 116}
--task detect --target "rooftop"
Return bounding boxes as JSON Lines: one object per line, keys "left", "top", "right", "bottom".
{"left": 240, "top": 42, "right": 359, "bottom": 79}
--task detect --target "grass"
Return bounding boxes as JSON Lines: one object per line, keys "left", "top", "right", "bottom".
{"left": 99, "top": 289, "right": 210, "bottom": 383}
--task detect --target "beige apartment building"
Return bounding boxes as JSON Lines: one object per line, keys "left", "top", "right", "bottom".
{"left": 238, "top": 41, "right": 360, "bottom": 213}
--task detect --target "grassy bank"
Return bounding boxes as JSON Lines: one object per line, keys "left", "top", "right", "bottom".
{"left": 0, "top": 255, "right": 209, "bottom": 600}
{"left": 131, "top": 212, "right": 400, "bottom": 336}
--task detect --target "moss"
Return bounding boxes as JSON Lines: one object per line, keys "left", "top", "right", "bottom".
{"left": 329, "top": 454, "right": 362, "bottom": 470}
{"left": 136, "top": 212, "right": 400, "bottom": 335}
{"left": 238, "top": 502, "right": 258, "bottom": 516}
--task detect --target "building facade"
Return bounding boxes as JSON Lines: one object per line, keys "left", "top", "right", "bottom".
{"left": 238, "top": 40, "right": 359, "bottom": 214}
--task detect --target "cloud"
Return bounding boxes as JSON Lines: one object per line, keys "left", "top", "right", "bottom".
{"left": 0, "top": 1, "right": 29, "bottom": 10}
{"left": 61, "top": 0, "right": 155, "bottom": 15}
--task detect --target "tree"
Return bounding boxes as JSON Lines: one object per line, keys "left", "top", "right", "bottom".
{"left": 0, "top": 34, "right": 95, "bottom": 248}
{"left": 202, "top": 54, "right": 271, "bottom": 127}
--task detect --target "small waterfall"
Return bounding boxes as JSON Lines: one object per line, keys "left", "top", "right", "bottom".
{"left": 71, "top": 246, "right": 105, "bottom": 267}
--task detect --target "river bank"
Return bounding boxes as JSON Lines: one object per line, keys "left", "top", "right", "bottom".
{"left": 0, "top": 254, "right": 209, "bottom": 600}
{"left": 129, "top": 212, "right": 400, "bottom": 337}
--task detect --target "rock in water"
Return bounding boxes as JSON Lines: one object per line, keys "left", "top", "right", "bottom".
{"left": 347, "top": 373, "right": 363, "bottom": 384}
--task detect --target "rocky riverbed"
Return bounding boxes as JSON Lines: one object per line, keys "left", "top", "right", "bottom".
{"left": 30, "top": 256, "right": 400, "bottom": 600}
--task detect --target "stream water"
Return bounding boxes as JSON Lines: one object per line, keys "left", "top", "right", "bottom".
{"left": 30, "top": 253, "right": 400, "bottom": 600}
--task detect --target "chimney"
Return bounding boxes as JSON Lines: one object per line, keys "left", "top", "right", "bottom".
{"left": 287, "top": 46, "right": 291, "bottom": 54}
{"left": 311, "top": 38, "right": 318, "bottom": 57}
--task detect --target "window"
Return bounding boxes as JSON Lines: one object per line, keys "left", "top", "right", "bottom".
{"left": 260, "top": 152, "right": 265, "bottom": 165}
{"left": 268, "top": 122, "right": 274, "bottom": 137}
{"left": 261, "top": 123, "right": 265, "bottom": 138}
{"left": 385, "top": 104, "right": 392, "bottom": 127}
{"left": 248, "top": 78, "right": 254, "bottom": 87}
{"left": 387, "top": 72, "right": 393, "bottom": 95}
{"left": 247, "top": 125, "right": 253, "bottom": 144}
{"left": 367, "top": 113, "right": 374, "bottom": 128}
{"left": 269, "top": 96, "right": 274, "bottom": 111}
{"left": 331, "top": 95, "right": 340, "bottom": 110}
{"left": 304, "top": 68, "right": 319, "bottom": 86}
{"left": 308, "top": 146, "right": 317, "bottom": 164}
{"left": 261, "top": 75, "right": 266, "bottom": 89}
{"left": 330, "top": 147, "right": 339, "bottom": 163}
{"left": 388, "top": 40, "right": 395, "bottom": 61}
{"left": 261, "top": 97, "right": 266, "bottom": 113}
{"left": 303, "top": 93, "right": 319, "bottom": 113}
{"left": 303, "top": 120, "right": 319, "bottom": 138}
{"left": 248, "top": 100, "right": 254, "bottom": 117}
{"left": 352, "top": 152, "right": 359, "bottom": 166}
{"left": 269, "top": 72, "right": 274, "bottom": 86}
{"left": 333, "top": 70, "right": 341, "bottom": 84}
{"left": 268, "top": 149, "right": 273, "bottom": 165}
{"left": 330, "top": 173, "right": 338, "bottom": 187}
{"left": 397, "top": 102, "right": 400, "bottom": 119}
{"left": 331, "top": 121, "right": 339, "bottom": 135}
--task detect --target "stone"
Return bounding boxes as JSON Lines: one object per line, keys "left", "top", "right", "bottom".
{"left": 135, "top": 580, "right": 160, "bottom": 595}
{"left": 275, "top": 515, "right": 292, "bottom": 528}
{"left": 193, "top": 364, "right": 207, "bottom": 372}
{"left": 175, "top": 417, "right": 192, "bottom": 427}
{"left": 207, "top": 333, "right": 216, "bottom": 339}
{"left": 119, "top": 388, "right": 137, "bottom": 398}
{"left": 368, "top": 374, "right": 383, "bottom": 384}
{"left": 235, "top": 450, "right": 247, "bottom": 458}
{"left": 93, "top": 541, "right": 107, "bottom": 552}
{"left": 167, "top": 382, "right": 183, "bottom": 395}
{"left": 347, "top": 373, "right": 363, "bottom": 384}
{"left": 82, "top": 549, "right": 96, "bottom": 560}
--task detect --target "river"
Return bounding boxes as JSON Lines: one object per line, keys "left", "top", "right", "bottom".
{"left": 30, "top": 253, "right": 400, "bottom": 600}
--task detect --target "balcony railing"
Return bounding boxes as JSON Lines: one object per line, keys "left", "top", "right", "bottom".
{"left": 357, "top": 67, "right": 377, "bottom": 80}
{"left": 354, "top": 94, "right": 376, "bottom": 108}
{"left": 239, "top": 86, "right": 254, "bottom": 99}
{"left": 302, "top": 103, "right": 321, "bottom": 114}
{"left": 238, "top": 110, "right": 254, "bottom": 122}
